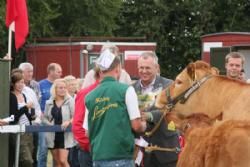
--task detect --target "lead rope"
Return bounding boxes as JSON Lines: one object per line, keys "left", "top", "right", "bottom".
{"left": 144, "top": 106, "right": 171, "bottom": 137}
{"left": 145, "top": 145, "right": 181, "bottom": 153}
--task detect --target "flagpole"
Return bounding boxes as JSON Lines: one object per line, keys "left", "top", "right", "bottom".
{"left": 7, "top": 24, "right": 13, "bottom": 59}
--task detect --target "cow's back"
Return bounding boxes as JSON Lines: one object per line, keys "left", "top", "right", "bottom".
{"left": 205, "top": 121, "right": 250, "bottom": 167}
{"left": 178, "top": 120, "right": 250, "bottom": 167}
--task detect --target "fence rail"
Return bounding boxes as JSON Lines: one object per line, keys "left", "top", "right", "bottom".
{"left": 0, "top": 125, "right": 72, "bottom": 167}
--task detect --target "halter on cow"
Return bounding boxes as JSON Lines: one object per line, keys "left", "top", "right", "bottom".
{"left": 165, "top": 75, "right": 212, "bottom": 110}
{"left": 146, "top": 61, "right": 218, "bottom": 136}
{"left": 156, "top": 60, "right": 250, "bottom": 122}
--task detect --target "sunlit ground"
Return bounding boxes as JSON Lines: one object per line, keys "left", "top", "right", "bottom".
{"left": 47, "top": 151, "right": 53, "bottom": 167}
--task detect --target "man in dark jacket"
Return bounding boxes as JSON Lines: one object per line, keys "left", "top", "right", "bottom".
{"left": 133, "top": 51, "right": 179, "bottom": 167}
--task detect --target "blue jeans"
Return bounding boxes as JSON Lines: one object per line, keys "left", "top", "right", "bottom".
{"left": 78, "top": 148, "right": 92, "bottom": 167}
{"left": 37, "top": 132, "right": 48, "bottom": 167}
{"left": 93, "top": 159, "right": 134, "bottom": 167}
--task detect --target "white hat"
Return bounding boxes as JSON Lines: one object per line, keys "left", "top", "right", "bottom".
{"left": 96, "top": 49, "right": 115, "bottom": 71}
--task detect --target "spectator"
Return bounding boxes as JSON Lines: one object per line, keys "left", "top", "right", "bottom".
{"left": 225, "top": 52, "right": 245, "bottom": 80}
{"left": 9, "top": 69, "right": 37, "bottom": 167}
{"left": 81, "top": 45, "right": 132, "bottom": 88}
{"left": 72, "top": 67, "right": 101, "bottom": 167}
{"left": 19, "top": 62, "right": 41, "bottom": 167}
{"left": 64, "top": 75, "right": 78, "bottom": 98}
{"left": 43, "top": 79, "right": 74, "bottom": 167}
{"left": 83, "top": 49, "right": 146, "bottom": 167}
{"left": 38, "top": 63, "right": 62, "bottom": 167}
{"left": 64, "top": 75, "right": 80, "bottom": 167}
{"left": 19, "top": 62, "right": 41, "bottom": 100}
{"left": 133, "top": 51, "right": 180, "bottom": 167}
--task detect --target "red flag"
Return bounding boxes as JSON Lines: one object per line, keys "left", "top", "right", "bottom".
{"left": 6, "top": 0, "right": 29, "bottom": 51}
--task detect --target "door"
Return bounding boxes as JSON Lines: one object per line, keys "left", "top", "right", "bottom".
{"left": 210, "top": 47, "right": 231, "bottom": 75}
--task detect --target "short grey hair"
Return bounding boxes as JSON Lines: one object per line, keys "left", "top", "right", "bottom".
{"left": 139, "top": 51, "right": 158, "bottom": 65}
{"left": 19, "top": 62, "right": 34, "bottom": 71}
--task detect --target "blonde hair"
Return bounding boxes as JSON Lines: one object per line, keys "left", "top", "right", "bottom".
{"left": 50, "top": 79, "right": 67, "bottom": 99}
{"left": 76, "top": 78, "right": 84, "bottom": 91}
{"left": 64, "top": 75, "right": 76, "bottom": 85}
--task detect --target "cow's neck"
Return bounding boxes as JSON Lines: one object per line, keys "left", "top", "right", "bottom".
{"left": 175, "top": 76, "right": 250, "bottom": 120}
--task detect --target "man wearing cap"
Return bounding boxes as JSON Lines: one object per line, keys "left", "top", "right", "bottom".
{"left": 83, "top": 49, "right": 146, "bottom": 167}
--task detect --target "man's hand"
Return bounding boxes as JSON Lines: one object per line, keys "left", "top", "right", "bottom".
{"left": 141, "top": 112, "right": 153, "bottom": 122}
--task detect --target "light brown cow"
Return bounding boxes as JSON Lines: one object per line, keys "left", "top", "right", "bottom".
{"left": 165, "top": 112, "right": 217, "bottom": 136}
{"left": 166, "top": 113, "right": 250, "bottom": 167}
{"left": 156, "top": 60, "right": 250, "bottom": 121}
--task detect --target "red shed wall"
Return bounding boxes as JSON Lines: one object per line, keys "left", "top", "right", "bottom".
{"left": 201, "top": 33, "right": 250, "bottom": 63}
{"left": 26, "top": 42, "right": 156, "bottom": 80}
{"left": 26, "top": 45, "right": 84, "bottom": 81}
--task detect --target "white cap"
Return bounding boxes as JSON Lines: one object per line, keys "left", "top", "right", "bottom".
{"left": 96, "top": 49, "right": 115, "bottom": 71}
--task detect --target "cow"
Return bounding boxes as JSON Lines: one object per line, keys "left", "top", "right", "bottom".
{"left": 165, "top": 113, "right": 250, "bottom": 167}
{"left": 165, "top": 112, "right": 217, "bottom": 136}
{"left": 155, "top": 60, "right": 250, "bottom": 121}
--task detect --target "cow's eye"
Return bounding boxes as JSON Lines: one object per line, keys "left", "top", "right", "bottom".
{"left": 175, "top": 79, "right": 182, "bottom": 85}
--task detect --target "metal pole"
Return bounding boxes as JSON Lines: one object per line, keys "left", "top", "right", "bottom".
{"left": 15, "top": 133, "right": 20, "bottom": 167}
{"left": 80, "top": 50, "right": 84, "bottom": 78}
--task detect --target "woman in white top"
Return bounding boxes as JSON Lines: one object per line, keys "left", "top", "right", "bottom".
{"left": 9, "top": 69, "right": 35, "bottom": 167}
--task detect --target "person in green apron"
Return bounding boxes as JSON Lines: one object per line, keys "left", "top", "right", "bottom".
{"left": 83, "top": 49, "right": 146, "bottom": 167}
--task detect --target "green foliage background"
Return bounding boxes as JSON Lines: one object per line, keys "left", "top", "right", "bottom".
{"left": 1, "top": 0, "right": 250, "bottom": 78}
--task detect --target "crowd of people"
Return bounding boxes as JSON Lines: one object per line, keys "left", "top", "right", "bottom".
{"left": 0, "top": 45, "right": 249, "bottom": 167}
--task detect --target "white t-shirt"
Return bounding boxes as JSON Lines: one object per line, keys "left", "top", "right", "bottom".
{"left": 82, "top": 69, "right": 132, "bottom": 89}
{"left": 83, "top": 86, "right": 141, "bottom": 130}
{"left": 18, "top": 102, "right": 30, "bottom": 125}
{"left": 22, "top": 86, "right": 42, "bottom": 124}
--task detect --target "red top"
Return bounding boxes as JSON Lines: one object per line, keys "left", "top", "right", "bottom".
{"left": 72, "top": 80, "right": 99, "bottom": 151}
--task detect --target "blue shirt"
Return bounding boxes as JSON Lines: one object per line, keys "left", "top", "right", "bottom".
{"left": 39, "top": 79, "right": 53, "bottom": 112}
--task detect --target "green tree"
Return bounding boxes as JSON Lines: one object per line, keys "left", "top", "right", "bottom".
{"left": 0, "top": 0, "right": 8, "bottom": 56}
{"left": 48, "top": 0, "right": 122, "bottom": 36}
{"left": 0, "top": 0, "right": 122, "bottom": 65}
{"left": 115, "top": 0, "right": 250, "bottom": 78}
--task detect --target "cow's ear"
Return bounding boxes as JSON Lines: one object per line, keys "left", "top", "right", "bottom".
{"left": 211, "top": 67, "right": 220, "bottom": 75}
{"left": 187, "top": 62, "right": 196, "bottom": 81}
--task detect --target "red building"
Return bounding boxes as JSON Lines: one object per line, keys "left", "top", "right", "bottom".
{"left": 201, "top": 32, "right": 250, "bottom": 76}
{"left": 25, "top": 37, "right": 156, "bottom": 80}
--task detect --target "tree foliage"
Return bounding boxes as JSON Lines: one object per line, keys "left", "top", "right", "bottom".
{"left": 1, "top": 0, "right": 250, "bottom": 77}
{"left": 115, "top": 0, "right": 250, "bottom": 78}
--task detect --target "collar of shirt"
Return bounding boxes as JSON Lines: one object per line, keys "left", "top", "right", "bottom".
{"left": 139, "top": 77, "right": 156, "bottom": 94}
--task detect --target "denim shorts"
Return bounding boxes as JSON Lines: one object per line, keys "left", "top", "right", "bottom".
{"left": 93, "top": 159, "right": 134, "bottom": 167}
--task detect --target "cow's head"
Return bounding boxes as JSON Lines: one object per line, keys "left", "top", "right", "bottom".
{"left": 155, "top": 60, "right": 219, "bottom": 109}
